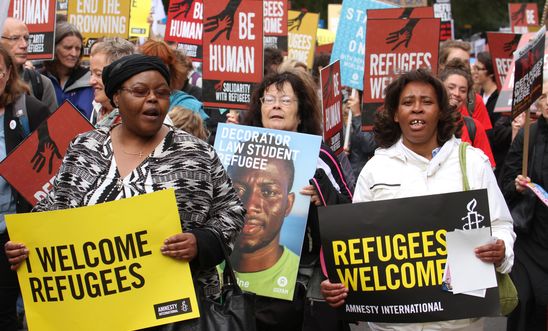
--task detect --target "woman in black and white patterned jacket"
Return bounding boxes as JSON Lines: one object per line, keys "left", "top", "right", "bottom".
{"left": 5, "top": 54, "right": 245, "bottom": 304}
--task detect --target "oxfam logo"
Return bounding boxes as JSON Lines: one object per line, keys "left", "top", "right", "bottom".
{"left": 277, "top": 276, "right": 288, "bottom": 287}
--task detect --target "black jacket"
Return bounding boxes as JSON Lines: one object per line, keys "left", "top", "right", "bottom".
{"left": 4, "top": 94, "right": 49, "bottom": 213}
{"left": 500, "top": 116, "right": 548, "bottom": 243}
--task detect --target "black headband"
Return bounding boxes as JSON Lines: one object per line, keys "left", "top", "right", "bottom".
{"left": 102, "top": 54, "right": 171, "bottom": 103}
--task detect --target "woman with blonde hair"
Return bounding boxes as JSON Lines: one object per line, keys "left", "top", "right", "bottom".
{"left": 169, "top": 106, "right": 209, "bottom": 141}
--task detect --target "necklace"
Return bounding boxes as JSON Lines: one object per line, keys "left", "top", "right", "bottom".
{"left": 116, "top": 128, "right": 155, "bottom": 158}
{"left": 121, "top": 148, "right": 145, "bottom": 158}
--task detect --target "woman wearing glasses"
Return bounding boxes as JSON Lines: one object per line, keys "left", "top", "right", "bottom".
{"left": 472, "top": 52, "right": 499, "bottom": 124}
{"left": 5, "top": 55, "right": 245, "bottom": 319}
{"left": 0, "top": 44, "right": 49, "bottom": 331}
{"left": 241, "top": 70, "right": 353, "bottom": 331}
{"left": 472, "top": 51, "right": 511, "bottom": 178}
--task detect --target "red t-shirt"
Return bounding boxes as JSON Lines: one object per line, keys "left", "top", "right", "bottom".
{"left": 458, "top": 93, "right": 493, "bottom": 130}
{"left": 460, "top": 117, "right": 496, "bottom": 168}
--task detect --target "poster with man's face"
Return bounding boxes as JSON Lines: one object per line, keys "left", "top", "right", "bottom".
{"left": 214, "top": 123, "right": 321, "bottom": 300}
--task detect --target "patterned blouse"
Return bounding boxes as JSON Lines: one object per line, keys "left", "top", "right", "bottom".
{"left": 82, "top": 132, "right": 163, "bottom": 205}
{"left": 34, "top": 125, "right": 245, "bottom": 298}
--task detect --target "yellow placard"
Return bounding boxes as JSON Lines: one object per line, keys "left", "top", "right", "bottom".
{"left": 317, "top": 28, "right": 336, "bottom": 46}
{"left": 129, "top": 0, "right": 152, "bottom": 37}
{"left": 288, "top": 10, "right": 319, "bottom": 69}
{"left": 327, "top": 4, "right": 342, "bottom": 34}
{"left": 68, "top": 0, "right": 131, "bottom": 39}
{"left": 6, "top": 189, "right": 199, "bottom": 331}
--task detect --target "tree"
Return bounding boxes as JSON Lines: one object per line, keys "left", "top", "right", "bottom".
{"left": 288, "top": 0, "right": 546, "bottom": 39}
{"left": 451, "top": 0, "right": 546, "bottom": 39}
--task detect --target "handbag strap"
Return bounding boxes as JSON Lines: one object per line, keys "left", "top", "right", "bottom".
{"left": 210, "top": 229, "right": 243, "bottom": 295}
{"left": 459, "top": 142, "right": 470, "bottom": 191}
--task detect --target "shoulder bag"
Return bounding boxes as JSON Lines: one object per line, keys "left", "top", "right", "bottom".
{"left": 459, "top": 142, "right": 518, "bottom": 316}
{"left": 161, "top": 230, "right": 256, "bottom": 331}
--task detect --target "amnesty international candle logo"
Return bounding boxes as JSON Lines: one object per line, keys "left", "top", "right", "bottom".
{"left": 319, "top": 189, "right": 500, "bottom": 322}
{"left": 461, "top": 199, "right": 485, "bottom": 230}
{"left": 214, "top": 124, "right": 321, "bottom": 301}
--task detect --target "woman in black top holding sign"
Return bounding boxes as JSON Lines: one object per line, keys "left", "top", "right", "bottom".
{"left": 501, "top": 83, "right": 548, "bottom": 331}
{"left": 241, "top": 69, "right": 353, "bottom": 331}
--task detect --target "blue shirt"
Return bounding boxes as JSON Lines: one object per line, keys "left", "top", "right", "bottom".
{"left": 0, "top": 114, "right": 17, "bottom": 233}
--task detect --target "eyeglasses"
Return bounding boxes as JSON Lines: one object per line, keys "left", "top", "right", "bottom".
{"left": 473, "top": 64, "right": 487, "bottom": 71}
{"left": 1, "top": 35, "right": 30, "bottom": 43}
{"left": 260, "top": 95, "right": 297, "bottom": 106}
{"left": 120, "top": 86, "right": 172, "bottom": 99}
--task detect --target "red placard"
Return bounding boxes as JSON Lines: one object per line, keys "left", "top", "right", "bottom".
{"left": 362, "top": 18, "right": 440, "bottom": 129}
{"left": 512, "top": 28, "right": 545, "bottom": 119}
{"left": 164, "top": 0, "right": 204, "bottom": 61}
{"left": 320, "top": 60, "right": 344, "bottom": 155}
{"left": 486, "top": 32, "right": 521, "bottom": 90}
{"left": 367, "top": 7, "right": 434, "bottom": 19}
{"left": 263, "top": 0, "right": 288, "bottom": 51}
{"left": 493, "top": 33, "right": 537, "bottom": 114}
{"left": 0, "top": 101, "right": 94, "bottom": 206}
{"left": 202, "top": 0, "right": 263, "bottom": 110}
{"left": 509, "top": 3, "right": 539, "bottom": 33}
{"left": 8, "top": 0, "right": 56, "bottom": 60}
{"left": 439, "top": 20, "right": 453, "bottom": 42}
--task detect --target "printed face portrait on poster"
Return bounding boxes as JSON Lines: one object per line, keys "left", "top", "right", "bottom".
{"left": 214, "top": 123, "right": 321, "bottom": 300}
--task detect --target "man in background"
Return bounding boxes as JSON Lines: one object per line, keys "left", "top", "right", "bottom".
{"left": 1, "top": 17, "right": 57, "bottom": 112}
